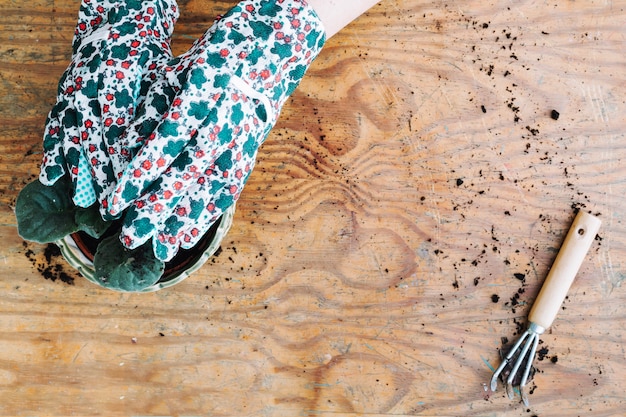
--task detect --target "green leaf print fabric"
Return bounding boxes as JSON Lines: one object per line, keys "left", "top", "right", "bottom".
{"left": 102, "top": 0, "right": 326, "bottom": 261}
{"left": 39, "top": 0, "right": 179, "bottom": 208}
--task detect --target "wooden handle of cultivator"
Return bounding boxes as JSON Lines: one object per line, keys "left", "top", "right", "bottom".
{"left": 528, "top": 211, "right": 602, "bottom": 331}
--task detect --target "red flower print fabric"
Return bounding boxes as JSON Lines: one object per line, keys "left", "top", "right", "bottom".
{"left": 104, "top": 0, "right": 326, "bottom": 261}
{"left": 39, "top": 0, "right": 179, "bottom": 208}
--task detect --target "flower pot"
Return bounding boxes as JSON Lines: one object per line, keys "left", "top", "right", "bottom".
{"left": 55, "top": 205, "right": 236, "bottom": 292}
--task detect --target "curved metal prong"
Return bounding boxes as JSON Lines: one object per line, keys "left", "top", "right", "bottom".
{"left": 491, "top": 322, "right": 545, "bottom": 403}
{"left": 490, "top": 328, "right": 531, "bottom": 391}
{"left": 490, "top": 357, "right": 509, "bottom": 391}
{"left": 520, "top": 385, "right": 530, "bottom": 407}
{"left": 519, "top": 334, "right": 539, "bottom": 406}
{"left": 505, "top": 380, "right": 516, "bottom": 400}
{"left": 505, "top": 332, "right": 536, "bottom": 399}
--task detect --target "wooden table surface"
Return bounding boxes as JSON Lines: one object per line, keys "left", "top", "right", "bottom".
{"left": 0, "top": 1, "right": 624, "bottom": 416}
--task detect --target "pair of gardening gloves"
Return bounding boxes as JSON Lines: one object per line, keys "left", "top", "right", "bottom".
{"left": 17, "top": 0, "right": 326, "bottom": 289}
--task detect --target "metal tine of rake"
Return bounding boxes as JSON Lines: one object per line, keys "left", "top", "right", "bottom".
{"left": 489, "top": 211, "right": 602, "bottom": 406}
{"left": 490, "top": 322, "right": 543, "bottom": 406}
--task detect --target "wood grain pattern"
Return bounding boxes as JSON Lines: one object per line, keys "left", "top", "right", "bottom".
{"left": 0, "top": 0, "right": 624, "bottom": 416}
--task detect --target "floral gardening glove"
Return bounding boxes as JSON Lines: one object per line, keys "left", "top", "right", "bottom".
{"left": 103, "top": 0, "right": 326, "bottom": 261}
{"left": 39, "top": 0, "right": 179, "bottom": 209}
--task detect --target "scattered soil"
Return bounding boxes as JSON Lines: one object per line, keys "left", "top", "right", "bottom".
{"left": 23, "top": 241, "right": 75, "bottom": 285}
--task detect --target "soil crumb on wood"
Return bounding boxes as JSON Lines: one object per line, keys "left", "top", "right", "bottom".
{"left": 550, "top": 109, "right": 560, "bottom": 120}
{"left": 23, "top": 242, "right": 75, "bottom": 285}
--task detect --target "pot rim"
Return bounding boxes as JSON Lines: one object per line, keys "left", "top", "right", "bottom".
{"left": 55, "top": 205, "right": 236, "bottom": 293}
